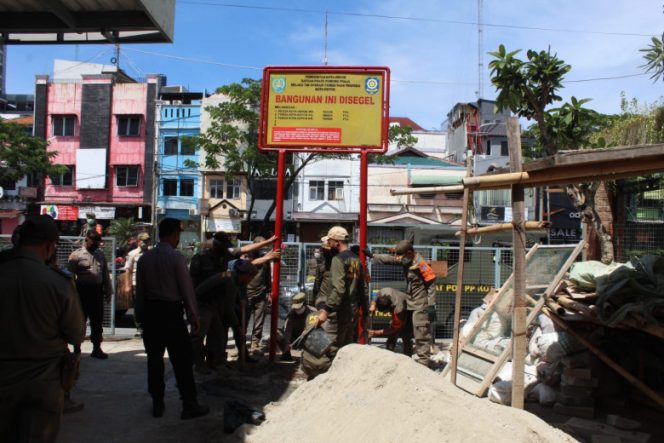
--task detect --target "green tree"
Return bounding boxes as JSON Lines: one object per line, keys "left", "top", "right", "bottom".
{"left": 195, "top": 78, "right": 415, "bottom": 234}
{"left": 489, "top": 46, "right": 615, "bottom": 263}
{"left": 640, "top": 35, "right": 664, "bottom": 82}
{"left": 0, "top": 119, "right": 64, "bottom": 184}
{"left": 107, "top": 217, "right": 137, "bottom": 247}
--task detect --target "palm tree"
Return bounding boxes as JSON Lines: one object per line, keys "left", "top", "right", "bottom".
{"left": 108, "top": 218, "right": 137, "bottom": 248}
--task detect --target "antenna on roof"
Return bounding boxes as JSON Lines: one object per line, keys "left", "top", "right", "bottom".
{"left": 323, "top": 10, "right": 329, "bottom": 66}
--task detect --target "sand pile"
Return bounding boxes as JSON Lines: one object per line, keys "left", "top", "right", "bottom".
{"left": 248, "top": 345, "right": 575, "bottom": 443}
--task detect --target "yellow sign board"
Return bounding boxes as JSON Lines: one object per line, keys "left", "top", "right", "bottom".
{"left": 259, "top": 67, "right": 389, "bottom": 152}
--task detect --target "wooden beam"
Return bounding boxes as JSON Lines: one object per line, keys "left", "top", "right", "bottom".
{"left": 449, "top": 158, "right": 473, "bottom": 386}
{"left": 508, "top": 117, "right": 527, "bottom": 410}
{"left": 463, "top": 172, "right": 529, "bottom": 189}
{"left": 524, "top": 143, "right": 664, "bottom": 171}
{"left": 454, "top": 221, "right": 550, "bottom": 237}
{"left": 390, "top": 184, "right": 464, "bottom": 196}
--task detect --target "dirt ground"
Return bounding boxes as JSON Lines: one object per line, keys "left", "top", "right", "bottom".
{"left": 59, "top": 336, "right": 306, "bottom": 443}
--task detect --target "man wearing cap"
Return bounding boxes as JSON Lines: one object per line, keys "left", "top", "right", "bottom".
{"left": 68, "top": 230, "right": 113, "bottom": 359}
{"left": 135, "top": 218, "right": 209, "bottom": 420}
{"left": 313, "top": 240, "right": 336, "bottom": 310}
{"left": 124, "top": 233, "right": 151, "bottom": 330}
{"left": 367, "top": 240, "right": 437, "bottom": 366}
{"left": 191, "top": 259, "right": 258, "bottom": 371}
{"left": 276, "top": 292, "right": 317, "bottom": 361}
{"left": 303, "top": 226, "right": 368, "bottom": 378}
{"left": 368, "top": 287, "right": 413, "bottom": 356}
{"left": 0, "top": 215, "right": 85, "bottom": 442}
{"left": 244, "top": 236, "right": 277, "bottom": 355}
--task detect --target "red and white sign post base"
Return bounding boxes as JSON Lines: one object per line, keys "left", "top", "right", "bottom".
{"left": 269, "top": 150, "right": 286, "bottom": 361}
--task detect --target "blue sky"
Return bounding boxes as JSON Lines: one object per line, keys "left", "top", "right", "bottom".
{"left": 5, "top": 0, "right": 663, "bottom": 130}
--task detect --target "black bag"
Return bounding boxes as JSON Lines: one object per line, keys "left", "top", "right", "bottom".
{"left": 302, "top": 327, "right": 333, "bottom": 358}
{"left": 60, "top": 350, "right": 80, "bottom": 391}
{"left": 223, "top": 400, "right": 265, "bottom": 433}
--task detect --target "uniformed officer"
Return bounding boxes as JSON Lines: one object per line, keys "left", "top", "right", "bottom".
{"left": 0, "top": 215, "right": 85, "bottom": 442}
{"left": 277, "top": 292, "right": 317, "bottom": 361}
{"left": 244, "top": 236, "right": 278, "bottom": 355}
{"left": 368, "top": 240, "right": 437, "bottom": 366}
{"left": 368, "top": 287, "right": 413, "bottom": 356}
{"left": 313, "top": 239, "right": 336, "bottom": 309}
{"left": 68, "top": 230, "right": 113, "bottom": 359}
{"left": 124, "top": 232, "right": 151, "bottom": 333}
{"left": 189, "top": 232, "right": 278, "bottom": 367}
{"left": 302, "top": 226, "right": 367, "bottom": 379}
{"left": 191, "top": 259, "right": 258, "bottom": 372}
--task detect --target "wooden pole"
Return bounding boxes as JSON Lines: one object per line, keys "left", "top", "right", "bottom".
{"left": 449, "top": 156, "right": 473, "bottom": 385}
{"left": 508, "top": 117, "right": 527, "bottom": 409}
{"left": 454, "top": 221, "right": 550, "bottom": 237}
{"left": 390, "top": 184, "right": 465, "bottom": 195}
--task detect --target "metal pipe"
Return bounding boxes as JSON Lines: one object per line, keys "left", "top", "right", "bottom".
{"left": 269, "top": 149, "right": 286, "bottom": 361}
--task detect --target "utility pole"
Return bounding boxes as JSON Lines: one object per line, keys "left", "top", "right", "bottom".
{"left": 477, "top": 0, "right": 484, "bottom": 99}
{"left": 323, "top": 10, "right": 329, "bottom": 66}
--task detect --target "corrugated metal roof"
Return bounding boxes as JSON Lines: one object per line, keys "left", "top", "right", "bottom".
{"left": 0, "top": 0, "right": 175, "bottom": 44}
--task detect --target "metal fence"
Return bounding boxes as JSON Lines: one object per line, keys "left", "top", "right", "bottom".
{"left": 0, "top": 235, "right": 117, "bottom": 335}
{"left": 244, "top": 241, "right": 515, "bottom": 339}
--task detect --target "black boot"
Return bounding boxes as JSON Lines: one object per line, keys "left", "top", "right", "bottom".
{"left": 181, "top": 400, "right": 209, "bottom": 420}
{"left": 91, "top": 346, "right": 108, "bottom": 359}
{"left": 152, "top": 399, "right": 165, "bottom": 418}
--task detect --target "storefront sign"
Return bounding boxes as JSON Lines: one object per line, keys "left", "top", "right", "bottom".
{"left": 206, "top": 218, "right": 241, "bottom": 233}
{"left": 259, "top": 66, "right": 390, "bottom": 152}
{"left": 77, "top": 206, "right": 116, "bottom": 220}
{"left": 480, "top": 206, "right": 505, "bottom": 223}
{"left": 40, "top": 204, "right": 78, "bottom": 221}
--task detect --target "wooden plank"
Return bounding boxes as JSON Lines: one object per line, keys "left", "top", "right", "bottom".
{"left": 545, "top": 307, "right": 664, "bottom": 409}
{"left": 621, "top": 316, "right": 664, "bottom": 340}
{"left": 508, "top": 117, "right": 527, "bottom": 410}
{"left": 454, "top": 221, "right": 550, "bottom": 237}
{"left": 524, "top": 143, "right": 664, "bottom": 171}
{"left": 463, "top": 344, "right": 501, "bottom": 363}
{"left": 449, "top": 158, "right": 473, "bottom": 385}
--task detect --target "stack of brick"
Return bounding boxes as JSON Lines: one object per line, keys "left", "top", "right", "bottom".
{"left": 554, "top": 367, "right": 598, "bottom": 419}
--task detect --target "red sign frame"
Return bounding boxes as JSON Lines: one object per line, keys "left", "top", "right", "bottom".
{"left": 258, "top": 66, "right": 390, "bottom": 154}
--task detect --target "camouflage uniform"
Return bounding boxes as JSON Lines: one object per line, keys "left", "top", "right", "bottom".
{"left": 371, "top": 252, "right": 436, "bottom": 365}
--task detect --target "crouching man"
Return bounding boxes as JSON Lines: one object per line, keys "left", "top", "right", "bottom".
{"left": 368, "top": 288, "right": 413, "bottom": 356}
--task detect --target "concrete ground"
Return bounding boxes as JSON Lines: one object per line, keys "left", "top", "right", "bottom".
{"left": 59, "top": 333, "right": 305, "bottom": 443}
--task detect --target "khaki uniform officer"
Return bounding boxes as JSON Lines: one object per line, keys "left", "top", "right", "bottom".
{"left": 369, "top": 240, "right": 437, "bottom": 366}
{"left": 68, "top": 231, "right": 112, "bottom": 359}
{"left": 0, "top": 215, "right": 85, "bottom": 443}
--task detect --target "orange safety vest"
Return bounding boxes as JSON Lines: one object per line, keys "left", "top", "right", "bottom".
{"left": 418, "top": 260, "right": 437, "bottom": 283}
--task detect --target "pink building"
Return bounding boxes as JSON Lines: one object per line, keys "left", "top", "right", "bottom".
{"left": 34, "top": 72, "right": 163, "bottom": 233}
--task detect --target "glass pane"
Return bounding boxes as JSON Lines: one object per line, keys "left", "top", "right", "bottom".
{"left": 118, "top": 118, "right": 128, "bottom": 136}
{"left": 64, "top": 117, "right": 75, "bottom": 136}
{"left": 180, "top": 179, "right": 194, "bottom": 197}
{"left": 117, "top": 167, "right": 127, "bottom": 186}
{"left": 164, "top": 179, "right": 177, "bottom": 196}
{"left": 466, "top": 245, "right": 578, "bottom": 357}
{"left": 54, "top": 117, "right": 63, "bottom": 136}
{"left": 128, "top": 167, "right": 138, "bottom": 186}
{"left": 164, "top": 137, "right": 178, "bottom": 155}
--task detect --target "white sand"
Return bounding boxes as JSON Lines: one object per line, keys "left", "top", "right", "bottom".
{"left": 248, "top": 345, "right": 576, "bottom": 443}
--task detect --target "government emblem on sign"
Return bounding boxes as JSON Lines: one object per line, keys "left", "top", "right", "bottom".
{"left": 271, "top": 77, "right": 286, "bottom": 93}
{"left": 365, "top": 77, "right": 379, "bottom": 94}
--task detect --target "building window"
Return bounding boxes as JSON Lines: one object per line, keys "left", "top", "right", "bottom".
{"left": 52, "top": 115, "right": 76, "bottom": 137}
{"left": 116, "top": 166, "right": 139, "bottom": 187}
{"left": 163, "top": 179, "right": 177, "bottom": 196}
{"left": 164, "top": 137, "right": 178, "bottom": 156}
{"left": 486, "top": 139, "right": 492, "bottom": 156}
{"left": 327, "top": 181, "right": 344, "bottom": 200}
{"left": 254, "top": 179, "right": 276, "bottom": 199}
{"left": 180, "top": 137, "right": 196, "bottom": 155}
{"left": 226, "top": 177, "right": 240, "bottom": 199}
{"left": 309, "top": 180, "right": 325, "bottom": 201}
{"left": 209, "top": 179, "right": 224, "bottom": 198}
{"left": 501, "top": 141, "right": 509, "bottom": 156}
{"left": 180, "top": 179, "right": 194, "bottom": 197}
{"left": 0, "top": 178, "right": 16, "bottom": 191}
{"left": 117, "top": 116, "right": 141, "bottom": 136}
{"left": 50, "top": 165, "right": 74, "bottom": 186}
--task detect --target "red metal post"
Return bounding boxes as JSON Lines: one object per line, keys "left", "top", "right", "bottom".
{"left": 359, "top": 151, "right": 368, "bottom": 264}
{"left": 269, "top": 149, "right": 286, "bottom": 361}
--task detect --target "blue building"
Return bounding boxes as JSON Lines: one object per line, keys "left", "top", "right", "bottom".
{"left": 155, "top": 88, "right": 204, "bottom": 249}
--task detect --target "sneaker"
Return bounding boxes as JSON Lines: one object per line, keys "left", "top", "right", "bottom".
{"left": 152, "top": 400, "right": 165, "bottom": 418}
{"left": 181, "top": 401, "right": 209, "bottom": 420}
{"left": 63, "top": 397, "right": 85, "bottom": 414}
{"left": 90, "top": 349, "right": 109, "bottom": 359}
